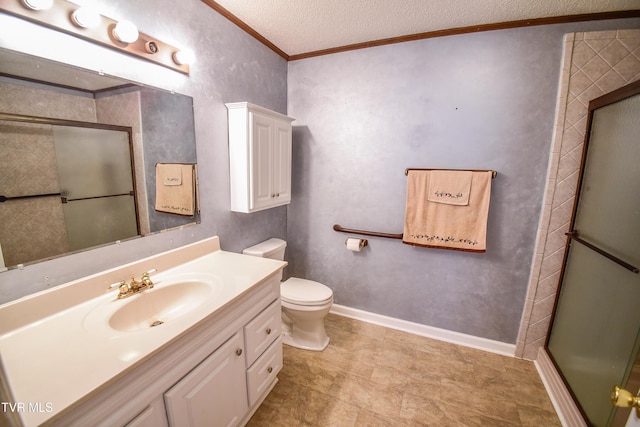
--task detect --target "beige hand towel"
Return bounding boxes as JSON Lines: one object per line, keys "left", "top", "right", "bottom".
{"left": 427, "top": 170, "right": 472, "bottom": 205}
{"left": 160, "top": 163, "right": 183, "bottom": 186}
{"left": 403, "top": 170, "right": 492, "bottom": 252}
{"left": 155, "top": 163, "right": 195, "bottom": 216}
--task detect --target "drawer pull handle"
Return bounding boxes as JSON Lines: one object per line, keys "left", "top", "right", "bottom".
{"left": 266, "top": 328, "right": 272, "bottom": 335}
{"left": 267, "top": 366, "right": 273, "bottom": 373}
{"left": 236, "top": 348, "right": 243, "bottom": 356}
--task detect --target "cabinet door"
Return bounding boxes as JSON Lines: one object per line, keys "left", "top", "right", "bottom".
{"left": 272, "top": 119, "right": 292, "bottom": 206}
{"left": 125, "top": 397, "right": 168, "bottom": 427}
{"left": 250, "top": 112, "right": 275, "bottom": 211}
{"left": 164, "top": 333, "right": 248, "bottom": 427}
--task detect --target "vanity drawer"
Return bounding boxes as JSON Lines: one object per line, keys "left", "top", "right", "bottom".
{"left": 246, "top": 336, "right": 282, "bottom": 407}
{"left": 243, "top": 298, "right": 281, "bottom": 366}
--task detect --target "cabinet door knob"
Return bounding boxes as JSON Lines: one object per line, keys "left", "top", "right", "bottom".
{"left": 236, "top": 348, "right": 243, "bottom": 356}
{"left": 266, "top": 327, "right": 272, "bottom": 335}
{"left": 267, "top": 366, "right": 273, "bottom": 373}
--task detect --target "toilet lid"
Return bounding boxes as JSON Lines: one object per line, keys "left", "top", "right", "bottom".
{"left": 281, "top": 278, "right": 333, "bottom": 306}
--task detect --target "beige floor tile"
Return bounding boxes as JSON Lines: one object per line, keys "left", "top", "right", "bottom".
{"left": 247, "top": 314, "right": 561, "bottom": 426}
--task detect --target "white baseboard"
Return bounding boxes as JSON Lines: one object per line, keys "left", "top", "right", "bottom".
{"left": 330, "top": 304, "right": 516, "bottom": 357}
{"left": 535, "top": 347, "right": 587, "bottom": 427}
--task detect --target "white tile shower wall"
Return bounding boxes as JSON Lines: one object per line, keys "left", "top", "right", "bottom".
{"left": 518, "top": 29, "right": 640, "bottom": 360}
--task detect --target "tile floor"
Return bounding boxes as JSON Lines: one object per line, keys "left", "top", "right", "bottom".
{"left": 247, "top": 314, "right": 561, "bottom": 426}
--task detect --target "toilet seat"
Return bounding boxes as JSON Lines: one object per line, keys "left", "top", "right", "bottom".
{"left": 281, "top": 278, "right": 333, "bottom": 306}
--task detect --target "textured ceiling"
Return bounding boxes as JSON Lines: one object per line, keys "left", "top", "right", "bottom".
{"left": 212, "top": 0, "right": 640, "bottom": 56}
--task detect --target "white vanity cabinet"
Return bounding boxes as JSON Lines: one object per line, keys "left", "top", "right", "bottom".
{"left": 163, "top": 301, "right": 282, "bottom": 427}
{"left": 226, "top": 102, "right": 295, "bottom": 213}
{"left": 49, "top": 273, "right": 283, "bottom": 427}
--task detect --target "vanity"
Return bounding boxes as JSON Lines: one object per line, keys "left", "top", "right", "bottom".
{"left": 0, "top": 237, "right": 286, "bottom": 427}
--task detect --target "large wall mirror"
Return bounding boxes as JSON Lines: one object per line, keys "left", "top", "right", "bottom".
{"left": 0, "top": 48, "right": 200, "bottom": 270}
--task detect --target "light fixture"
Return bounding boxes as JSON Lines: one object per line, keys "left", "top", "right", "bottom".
{"left": 1, "top": 0, "right": 190, "bottom": 74}
{"left": 71, "top": 6, "right": 101, "bottom": 29}
{"left": 112, "top": 20, "right": 138, "bottom": 43}
{"left": 172, "top": 49, "right": 194, "bottom": 66}
{"left": 21, "top": 0, "right": 53, "bottom": 10}
{"left": 144, "top": 41, "right": 159, "bottom": 54}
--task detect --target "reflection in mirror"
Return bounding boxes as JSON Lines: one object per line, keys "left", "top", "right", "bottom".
{"left": 0, "top": 118, "right": 139, "bottom": 267}
{"left": 0, "top": 48, "right": 199, "bottom": 270}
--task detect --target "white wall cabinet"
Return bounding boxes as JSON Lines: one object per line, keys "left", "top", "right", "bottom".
{"left": 227, "top": 102, "right": 294, "bottom": 213}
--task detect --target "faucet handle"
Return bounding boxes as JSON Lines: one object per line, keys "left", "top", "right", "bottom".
{"left": 119, "top": 280, "right": 130, "bottom": 292}
{"left": 141, "top": 268, "right": 157, "bottom": 288}
{"left": 143, "top": 268, "right": 157, "bottom": 278}
{"left": 108, "top": 280, "right": 127, "bottom": 291}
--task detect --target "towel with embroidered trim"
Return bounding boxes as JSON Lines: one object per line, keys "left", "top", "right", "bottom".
{"left": 403, "top": 170, "right": 492, "bottom": 252}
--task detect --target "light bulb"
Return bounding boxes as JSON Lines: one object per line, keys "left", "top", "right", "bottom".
{"left": 71, "top": 7, "right": 101, "bottom": 29}
{"left": 172, "top": 49, "right": 194, "bottom": 66}
{"left": 112, "top": 20, "right": 138, "bottom": 43}
{"left": 21, "top": 0, "right": 53, "bottom": 10}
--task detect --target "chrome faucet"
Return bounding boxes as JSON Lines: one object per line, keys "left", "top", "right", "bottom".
{"left": 115, "top": 269, "right": 157, "bottom": 299}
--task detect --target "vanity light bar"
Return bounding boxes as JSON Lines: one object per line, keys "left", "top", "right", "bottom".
{"left": 20, "top": 0, "right": 52, "bottom": 10}
{"left": 70, "top": 6, "right": 100, "bottom": 29}
{"left": 0, "top": 0, "right": 191, "bottom": 74}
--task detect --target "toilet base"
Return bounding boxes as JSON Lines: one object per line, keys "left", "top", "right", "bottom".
{"left": 282, "top": 329, "right": 330, "bottom": 351}
{"left": 280, "top": 306, "right": 331, "bottom": 351}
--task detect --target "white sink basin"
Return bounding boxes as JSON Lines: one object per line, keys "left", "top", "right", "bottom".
{"left": 109, "top": 281, "right": 211, "bottom": 332}
{"left": 84, "top": 274, "right": 221, "bottom": 333}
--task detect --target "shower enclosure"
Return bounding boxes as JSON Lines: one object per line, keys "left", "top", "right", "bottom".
{"left": 546, "top": 80, "right": 640, "bottom": 426}
{"left": 0, "top": 115, "right": 139, "bottom": 266}
{"left": 52, "top": 124, "right": 139, "bottom": 251}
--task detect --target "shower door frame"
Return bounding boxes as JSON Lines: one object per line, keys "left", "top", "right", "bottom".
{"left": 0, "top": 112, "right": 141, "bottom": 249}
{"left": 544, "top": 79, "right": 640, "bottom": 425}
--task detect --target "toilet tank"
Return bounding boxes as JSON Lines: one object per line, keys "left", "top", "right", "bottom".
{"left": 243, "top": 238, "right": 287, "bottom": 282}
{"left": 242, "top": 238, "right": 287, "bottom": 261}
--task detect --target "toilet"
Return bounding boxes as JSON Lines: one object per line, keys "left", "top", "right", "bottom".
{"left": 243, "top": 238, "right": 333, "bottom": 351}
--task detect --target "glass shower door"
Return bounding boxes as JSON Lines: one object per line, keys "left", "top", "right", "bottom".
{"left": 53, "top": 126, "right": 139, "bottom": 251}
{"left": 546, "top": 85, "right": 640, "bottom": 426}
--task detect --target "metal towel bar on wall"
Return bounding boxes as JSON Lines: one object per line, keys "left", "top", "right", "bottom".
{"left": 333, "top": 224, "right": 403, "bottom": 240}
{"left": 404, "top": 168, "right": 497, "bottom": 178}
{"left": 334, "top": 168, "right": 498, "bottom": 241}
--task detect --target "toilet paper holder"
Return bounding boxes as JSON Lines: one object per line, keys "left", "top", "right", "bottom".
{"left": 345, "top": 237, "right": 368, "bottom": 251}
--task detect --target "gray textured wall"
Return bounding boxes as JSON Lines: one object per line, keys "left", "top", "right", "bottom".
{"left": 0, "top": 0, "right": 287, "bottom": 303}
{"left": 139, "top": 88, "right": 200, "bottom": 232}
{"left": 286, "top": 20, "right": 640, "bottom": 344}
{"left": 1, "top": 0, "right": 638, "bottom": 346}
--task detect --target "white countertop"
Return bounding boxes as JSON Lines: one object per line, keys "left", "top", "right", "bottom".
{"left": 0, "top": 240, "right": 285, "bottom": 426}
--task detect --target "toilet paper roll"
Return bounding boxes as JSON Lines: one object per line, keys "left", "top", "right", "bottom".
{"left": 345, "top": 238, "right": 367, "bottom": 252}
